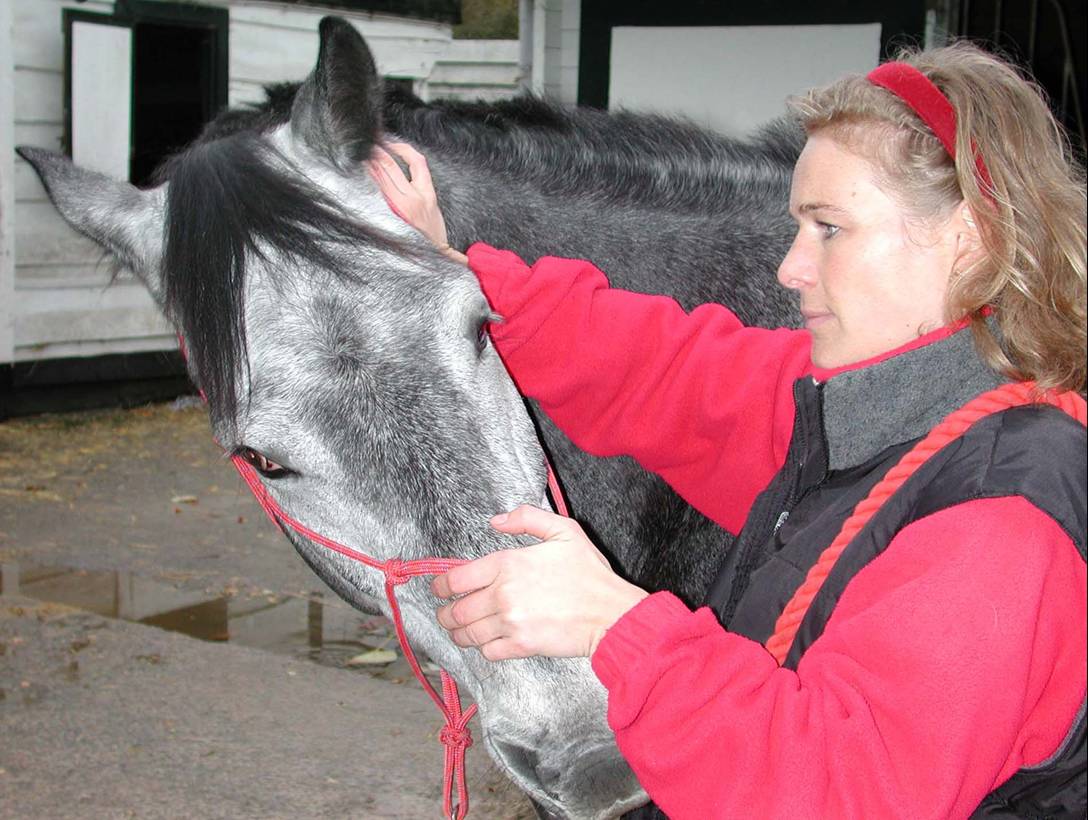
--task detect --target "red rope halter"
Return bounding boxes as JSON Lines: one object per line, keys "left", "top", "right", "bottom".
{"left": 765, "top": 381, "right": 1088, "bottom": 665}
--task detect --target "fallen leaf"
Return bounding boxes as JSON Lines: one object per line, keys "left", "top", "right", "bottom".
{"left": 170, "top": 495, "right": 198, "bottom": 504}
{"left": 345, "top": 648, "right": 398, "bottom": 667}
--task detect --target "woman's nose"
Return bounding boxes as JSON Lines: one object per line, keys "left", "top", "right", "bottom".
{"left": 777, "top": 236, "right": 813, "bottom": 290}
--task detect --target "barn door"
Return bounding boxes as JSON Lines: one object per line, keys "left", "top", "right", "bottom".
{"left": 63, "top": 3, "right": 228, "bottom": 187}
{"left": 64, "top": 12, "right": 133, "bottom": 179}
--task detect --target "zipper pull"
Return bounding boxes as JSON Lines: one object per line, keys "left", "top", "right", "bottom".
{"left": 773, "top": 510, "right": 789, "bottom": 534}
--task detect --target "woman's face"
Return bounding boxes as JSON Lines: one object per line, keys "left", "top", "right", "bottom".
{"left": 778, "top": 132, "right": 967, "bottom": 369}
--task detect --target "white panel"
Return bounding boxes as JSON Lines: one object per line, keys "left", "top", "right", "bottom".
{"left": 609, "top": 25, "right": 882, "bottom": 137}
{"left": 71, "top": 20, "right": 132, "bottom": 178}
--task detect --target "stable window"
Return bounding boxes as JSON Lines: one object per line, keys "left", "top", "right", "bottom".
{"left": 64, "top": 2, "right": 228, "bottom": 187}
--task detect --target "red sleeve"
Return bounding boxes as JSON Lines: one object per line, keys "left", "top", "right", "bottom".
{"left": 466, "top": 243, "right": 811, "bottom": 534}
{"left": 590, "top": 496, "right": 1088, "bottom": 819}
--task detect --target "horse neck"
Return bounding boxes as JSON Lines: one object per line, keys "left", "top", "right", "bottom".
{"left": 394, "top": 104, "right": 799, "bottom": 324}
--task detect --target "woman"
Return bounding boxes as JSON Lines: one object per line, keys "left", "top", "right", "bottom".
{"left": 371, "top": 44, "right": 1086, "bottom": 818}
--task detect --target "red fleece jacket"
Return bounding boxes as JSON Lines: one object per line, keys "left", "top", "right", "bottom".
{"left": 466, "top": 243, "right": 1087, "bottom": 820}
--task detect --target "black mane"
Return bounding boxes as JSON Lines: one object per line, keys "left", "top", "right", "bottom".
{"left": 200, "top": 82, "right": 803, "bottom": 215}
{"left": 155, "top": 131, "right": 412, "bottom": 427}
{"left": 383, "top": 92, "right": 803, "bottom": 213}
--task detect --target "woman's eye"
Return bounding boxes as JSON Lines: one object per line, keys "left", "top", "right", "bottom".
{"left": 236, "top": 447, "right": 291, "bottom": 479}
{"left": 818, "top": 221, "right": 840, "bottom": 239}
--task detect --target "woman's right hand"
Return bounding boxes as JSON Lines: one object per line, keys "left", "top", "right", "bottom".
{"left": 368, "top": 142, "right": 466, "bottom": 264}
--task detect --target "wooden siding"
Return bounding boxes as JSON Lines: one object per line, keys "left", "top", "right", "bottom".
{"left": 227, "top": 3, "right": 451, "bottom": 107}
{"left": 11, "top": 0, "right": 131, "bottom": 363}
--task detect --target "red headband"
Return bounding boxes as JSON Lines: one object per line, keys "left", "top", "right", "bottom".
{"left": 867, "top": 61, "right": 995, "bottom": 199}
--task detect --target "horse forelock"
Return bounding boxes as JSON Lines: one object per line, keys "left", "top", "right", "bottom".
{"left": 156, "top": 131, "right": 419, "bottom": 431}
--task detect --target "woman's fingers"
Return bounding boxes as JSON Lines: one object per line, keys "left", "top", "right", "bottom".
{"left": 491, "top": 504, "right": 577, "bottom": 541}
{"left": 369, "top": 147, "right": 406, "bottom": 187}
{"left": 449, "top": 614, "right": 507, "bottom": 648}
{"left": 367, "top": 143, "right": 450, "bottom": 249}
{"left": 385, "top": 141, "right": 434, "bottom": 196}
{"left": 432, "top": 551, "right": 504, "bottom": 599}
{"left": 436, "top": 585, "right": 498, "bottom": 630}
{"left": 367, "top": 159, "right": 411, "bottom": 222}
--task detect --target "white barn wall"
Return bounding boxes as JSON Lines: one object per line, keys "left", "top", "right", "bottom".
{"left": 10, "top": 0, "right": 158, "bottom": 365}
{"left": 226, "top": 2, "right": 451, "bottom": 107}
{"left": 8, "top": 0, "right": 517, "bottom": 367}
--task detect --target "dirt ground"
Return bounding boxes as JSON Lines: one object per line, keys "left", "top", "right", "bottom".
{"left": 0, "top": 400, "right": 535, "bottom": 819}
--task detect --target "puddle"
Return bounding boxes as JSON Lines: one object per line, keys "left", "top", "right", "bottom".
{"left": 0, "top": 562, "right": 437, "bottom": 685}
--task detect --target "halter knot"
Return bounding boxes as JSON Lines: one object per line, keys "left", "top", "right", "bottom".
{"left": 383, "top": 558, "right": 412, "bottom": 587}
{"left": 439, "top": 725, "right": 474, "bottom": 751}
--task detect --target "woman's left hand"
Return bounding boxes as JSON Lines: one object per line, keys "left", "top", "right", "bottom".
{"left": 432, "top": 505, "right": 649, "bottom": 660}
{"left": 368, "top": 141, "right": 467, "bottom": 264}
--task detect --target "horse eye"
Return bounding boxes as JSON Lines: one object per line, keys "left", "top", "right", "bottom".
{"left": 236, "top": 447, "right": 292, "bottom": 479}
{"left": 475, "top": 319, "right": 491, "bottom": 354}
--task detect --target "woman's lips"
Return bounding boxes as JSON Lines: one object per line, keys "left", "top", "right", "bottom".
{"left": 801, "top": 310, "right": 833, "bottom": 330}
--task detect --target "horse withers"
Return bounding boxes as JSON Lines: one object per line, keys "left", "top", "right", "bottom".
{"left": 19, "top": 16, "right": 800, "bottom": 820}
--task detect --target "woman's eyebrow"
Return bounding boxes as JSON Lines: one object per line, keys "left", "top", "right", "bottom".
{"left": 797, "top": 202, "right": 848, "bottom": 215}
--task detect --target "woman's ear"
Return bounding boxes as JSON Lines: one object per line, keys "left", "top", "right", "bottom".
{"left": 953, "top": 202, "right": 986, "bottom": 272}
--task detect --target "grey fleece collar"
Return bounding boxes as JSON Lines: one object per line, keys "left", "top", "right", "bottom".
{"left": 820, "top": 327, "right": 1006, "bottom": 471}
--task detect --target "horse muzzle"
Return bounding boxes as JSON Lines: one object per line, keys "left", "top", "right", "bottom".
{"left": 490, "top": 736, "right": 647, "bottom": 819}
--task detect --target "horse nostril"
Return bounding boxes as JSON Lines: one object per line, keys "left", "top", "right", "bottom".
{"left": 493, "top": 738, "right": 646, "bottom": 817}
{"left": 493, "top": 739, "right": 559, "bottom": 799}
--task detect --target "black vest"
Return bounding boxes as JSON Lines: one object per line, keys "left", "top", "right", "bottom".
{"left": 627, "top": 331, "right": 1086, "bottom": 819}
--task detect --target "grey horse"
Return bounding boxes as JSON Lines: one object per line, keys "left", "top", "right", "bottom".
{"left": 18, "top": 16, "right": 800, "bottom": 820}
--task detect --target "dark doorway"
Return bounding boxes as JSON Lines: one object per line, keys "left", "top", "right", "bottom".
{"left": 130, "top": 21, "right": 223, "bottom": 186}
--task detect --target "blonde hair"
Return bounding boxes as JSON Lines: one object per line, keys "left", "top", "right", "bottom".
{"left": 788, "top": 42, "right": 1087, "bottom": 394}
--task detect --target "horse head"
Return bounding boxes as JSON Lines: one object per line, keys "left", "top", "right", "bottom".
{"left": 18, "top": 17, "right": 645, "bottom": 819}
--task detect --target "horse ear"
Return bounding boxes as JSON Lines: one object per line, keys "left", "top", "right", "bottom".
{"left": 290, "top": 16, "right": 383, "bottom": 170}
{"left": 16, "top": 146, "right": 165, "bottom": 301}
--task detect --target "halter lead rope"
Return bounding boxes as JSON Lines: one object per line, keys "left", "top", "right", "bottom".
{"left": 233, "top": 451, "right": 570, "bottom": 820}
{"left": 231, "top": 457, "right": 478, "bottom": 818}
{"left": 765, "top": 381, "right": 1088, "bottom": 665}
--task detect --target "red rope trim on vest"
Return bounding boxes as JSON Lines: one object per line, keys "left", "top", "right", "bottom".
{"left": 764, "top": 382, "right": 1087, "bottom": 666}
